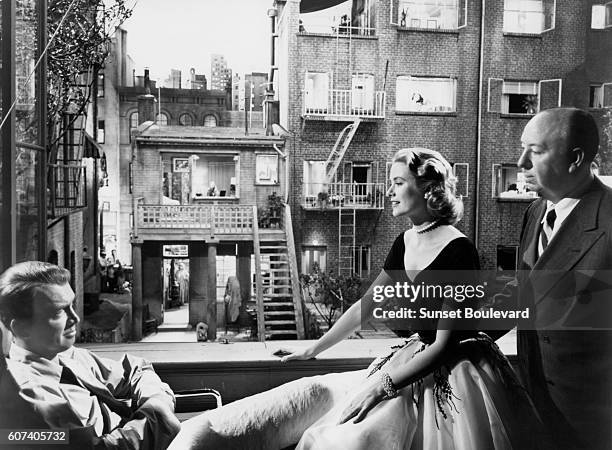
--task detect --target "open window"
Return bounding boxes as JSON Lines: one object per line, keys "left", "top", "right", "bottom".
{"left": 503, "top": 0, "right": 556, "bottom": 34}
{"left": 353, "top": 245, "right": 371, "bottom": 278}
{"left": 488, "top": 78, "right": 561, "bottom": 114}
{"left": 391, "top": 0, "right": 467, "bottom": 29}
{"left": 497, "top": 245, "right": 519, "bottom": 276}
{"left": 492, "top": 163, "right": 538, "bottom": 199}
{"left": 591, "top": 2, "right": 612, "bottom": 29}
{"left": 396, "top": 76, "right": 456, "bottom": 113}
{"left": 452, "top": 163, "right": 469, "bottom": 198}
{"left": 162, "top": 154, "right": 239, "bottom": 204}
{"left": 299, "top": 0, "right": 375, "bottom": 35}
{"left": 589, "top": 82, "right": 612, "bottom": 108}
{"left": 305, "top": 72, "right": 331, "bottom": 113}
{"left": 303, "top": 161, "right": 327, "bottom": 207}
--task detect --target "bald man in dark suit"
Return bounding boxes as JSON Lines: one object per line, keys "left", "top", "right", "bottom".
{"left": 495, "top": 107, "right": 612, "bottom": 449}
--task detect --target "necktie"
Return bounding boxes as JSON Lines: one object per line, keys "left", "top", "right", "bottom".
{"left": 540, "top": 208, "right": 557, "bottom": 251}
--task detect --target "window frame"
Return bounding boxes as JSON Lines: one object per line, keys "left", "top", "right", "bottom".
{"left": 301, "top": 245, "right": 327, "bottom": 275}
{"left": 97, "top": 73, "right": 105, "bottom": 98}
{"left": 255, "top": 153, "right": 279, "bottom": 185}
{"left": 591, "top": 2, "right": 612, "bottom": 29}
{"left": 352, "top": 245, "right": 371, "bottom": 278}
{"left": 97, "top": 119, "right": 105, "bottom": 144}
{"left": 203, "top": 114, "right": 217, "bottom": 127}
{"left": 156, "top": 113, "right": 169, "bottom": 126}
{"left": 503, "top": 0, "right": 556, "bottom": 35}
{"left": 396, "top": 75, "right": 457, "bottom": 114}
{"left": 179, "top": 113, "right": 193, "bottom": 126}
{"left": 391, "top": 0, "right": 467, "bottom": 30}
{"left": 492, "top": 163, "right": 539, "bottom": 200}
{"left": 452, "top": 162, "right": 469, "bottom": 198}
{"left": 487, "top": 78, "right": 562, "bottom": 115}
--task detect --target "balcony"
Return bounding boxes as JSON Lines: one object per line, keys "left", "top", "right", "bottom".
{"left": 134, "top": 204, "right": 265, "bottom": 241}
{"left": 302, "top": 182, "right": 386, "bottom": 210}
{"left": 47, "top": 163, "right": 87, "bottom": 218}
{"left": 303, "top": 90, "right": 386, "bottom": 121}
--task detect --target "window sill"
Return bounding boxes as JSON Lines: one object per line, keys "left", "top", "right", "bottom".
{"left": 495, "top": 196, "right": 538, "bottom": 203}
{"left": 503, "top": 32, "right": 544, "bottom": 38}
{"left": 192, "top": 196, "right": 239, "bottom": 201}
{"left": 395, "top": 25, "right": 460, "bottom": 35}
{"left": 297, "top": 31, "right": 377, "bottom": 40}
{"left": 499, "top": 113, "right": 535, "bottom": 119}
{"left": 395, "top": 110, "right": 457, "bottom": 117}
{"left": 255, "top": 182, "right": 280, "bottom": 187}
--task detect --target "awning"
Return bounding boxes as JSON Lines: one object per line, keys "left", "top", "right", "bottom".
{"left": 300, "top": 0, "right": 347, "bottom": 14}
{"left": 83, "top": 132, "right": 102, "bottom": 158}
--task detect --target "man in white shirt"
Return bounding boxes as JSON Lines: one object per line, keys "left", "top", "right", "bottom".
{"left": 0, "top": 261, "right": 180, "bottom": 449}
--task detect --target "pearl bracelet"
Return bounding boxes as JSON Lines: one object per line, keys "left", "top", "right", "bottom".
{"left": 380, "top": 371, "right": 399, "bottom": 399}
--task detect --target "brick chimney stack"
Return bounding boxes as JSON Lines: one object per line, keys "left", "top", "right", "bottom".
{"left": 137, "top": 68, "right": 156, "bottom": 125}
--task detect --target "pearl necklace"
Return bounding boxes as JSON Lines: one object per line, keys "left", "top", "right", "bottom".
{"left": 413, "top": 220, "right": 442, "bottom": 234}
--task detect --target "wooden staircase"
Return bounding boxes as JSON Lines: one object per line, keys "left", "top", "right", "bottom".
{"left": 253, "top": 205, "right": 305, "bottom": 341}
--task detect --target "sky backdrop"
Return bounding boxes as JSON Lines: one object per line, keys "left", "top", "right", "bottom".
{"left": 120, "top": 0, "right": 274, "bottom": 85}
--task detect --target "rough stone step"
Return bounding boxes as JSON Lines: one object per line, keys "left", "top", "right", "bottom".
{"left": 263, "top": 302, "right": 295, "bottom": 307}
{"left": 265, "top": 320, "right": 296, "bottom": 325}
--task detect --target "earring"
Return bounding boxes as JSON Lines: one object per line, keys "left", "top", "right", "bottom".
{"left": 424, "top": 191, "right": 432, "bottom": 200}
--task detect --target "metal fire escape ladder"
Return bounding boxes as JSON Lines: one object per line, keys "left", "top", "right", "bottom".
{"left": 338, "top": 206, "right": 356, "bottom": 277}
{"left": 324, "top": 118, "right": 361, "bottom": 184}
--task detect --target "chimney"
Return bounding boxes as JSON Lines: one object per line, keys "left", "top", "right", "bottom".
{"left": 137, "top": 68, "right": 155, "bottom": 125}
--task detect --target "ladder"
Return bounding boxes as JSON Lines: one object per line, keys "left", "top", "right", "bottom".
{"left": 338, "top": 206, "right": 356, "bottom": 277}
{"left": 324, "top": 118, "right": 361, "bottom": 184}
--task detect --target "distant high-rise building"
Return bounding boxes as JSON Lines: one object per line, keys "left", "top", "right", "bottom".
{"left": 232, "top": 72, "right": 269, "bottom": 112}
{"left": 189, "top": 68, "right": 207, "bottom": 90}
{"left": 164, "top": 68, "right": 181, "bottom": 89}
{"left": 211, "top": 54, "right": 232, "bottom": 91}
{"left": 232, "top": 73, "right": 241, "bottom": 111}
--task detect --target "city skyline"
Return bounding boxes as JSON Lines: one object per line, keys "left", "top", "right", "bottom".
{"left": 120, "top": 0, "right": 272, "bottom": 86}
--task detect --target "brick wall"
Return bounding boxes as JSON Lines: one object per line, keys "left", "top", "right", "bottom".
{"left": 281, "top": 0, "right": 612, "bottom": 273}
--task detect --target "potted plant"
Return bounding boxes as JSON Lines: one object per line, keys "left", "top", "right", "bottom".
{"left": 258, "top": 206, "right": 270, "bottom": 229}
{"left": 267, "top": 192, "right": 283, "bottom": 219}
{"left": 317, "top": 191, "right": 329, "bottom": 208}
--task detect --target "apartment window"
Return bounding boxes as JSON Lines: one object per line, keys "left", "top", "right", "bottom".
{"left": 353, "top": 245, "right": 371, "bottom": 278}
{"left": 179, "top": 113, "right": 193, "bottom": 126}
{"left": 303, "top": 161, "right": 327, "bottom": 207}
{"left": 503, "top": 0, "right": 555, "bottom": 34}
{"left": 395, "top": 0, "right": 467, "bottom": 30}
{"left": 256, "top": 154, "right": 279, "bottom": 185}
{"left": 101, "top": 201, "right": 111, "bottom": 211}
{"left": 97, "top": 120, "right": 105, "bottom": 144}
{"left": 497, "top": 245, "right": 519, "bottom": 275}
{"left": 452, "top": 162, "right": 469, "bottom": 198}
{"left": 302, "top": 246, "right": 327, "bottom": 274}
{"left": 492, "top": 164, "right": 538, "bottom": 199}
{"left": 203, "top": 115, "right": 217, "bottom": 127}
{"left": 305, "top": 72, "right": 330, "bottom": 113}
{"left": 396, "top": 76, "right": 456, "bottom": 113}
{"left": 352, "top": 74, "right": 375, "bottom": 111}
{"left": 130, "top": 112, "right": 139, "bottom": 129}
{"left": 589, "top": 83, "right": 612, "bottom": 108}
{"left": 591, "top": 3, "right": 612, "bottom": 29}
{"left": 156, "top": 113, "right": 168, "bottom": 125}
{"left": 488, "top": 79, "right": 561, "bottom": 114}
{"left": 97, "top": 73, "right": 105, "bottom": 98}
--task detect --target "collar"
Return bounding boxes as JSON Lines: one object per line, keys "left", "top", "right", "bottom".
{"left": 540, "top": 198, "right": 580, "bottom": 234}
{"left": 9, "top": 343, "right": 63, "bottom": 380}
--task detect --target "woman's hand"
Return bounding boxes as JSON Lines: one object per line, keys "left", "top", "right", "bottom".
{"left": 273, "top": 346, "right": 316, "bottom": 362}
{"left": 338, "top": 378, "right": 386, "bottom": 424}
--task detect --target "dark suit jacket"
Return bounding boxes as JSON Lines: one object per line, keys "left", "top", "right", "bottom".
{"left": 514, "top": 178, "right": 612, "bottom": 449}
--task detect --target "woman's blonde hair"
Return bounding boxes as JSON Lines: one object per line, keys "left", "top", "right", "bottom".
{"left": 391, "top": 147, "right": 463, "bottom": 225}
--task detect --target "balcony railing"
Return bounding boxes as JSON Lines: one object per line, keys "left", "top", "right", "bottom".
{"left": 136, "top": 204, "right": 254, "bottom": 234}
{"left": 302, "top": 182, "right": 386, "bottom": 209}
{"left": 303, "top": 90, "right": 386, "bottom": 119}
{"left": 48, "top": 163, "right": 87, "bottom": 218}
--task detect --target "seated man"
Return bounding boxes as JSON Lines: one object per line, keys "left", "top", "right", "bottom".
{"left": 0, "top": 261, "right": 180, "bottom": 449}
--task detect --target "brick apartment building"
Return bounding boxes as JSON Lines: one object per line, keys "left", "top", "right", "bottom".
{"left": 271, "top": 0, "right": 612, "bottom": 276}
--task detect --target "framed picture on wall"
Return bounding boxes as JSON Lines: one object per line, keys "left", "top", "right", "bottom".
{"left": 173, "top": 158, "right": 190, "bottom": 172}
